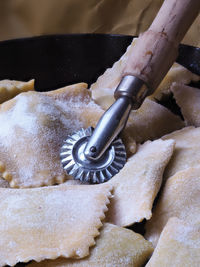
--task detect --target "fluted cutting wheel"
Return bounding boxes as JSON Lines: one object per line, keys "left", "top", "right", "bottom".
{"left": 60, "top": 127, "right": 126, "bottom": 183}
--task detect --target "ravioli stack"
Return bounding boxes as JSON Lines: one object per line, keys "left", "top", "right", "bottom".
{"left": 0, "top": 38, "right": 200, "bottom": 266}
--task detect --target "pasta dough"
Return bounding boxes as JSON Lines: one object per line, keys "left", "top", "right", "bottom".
{"left": 151, "top": 63, "right": 200, "bottom": 101}
{"left": 146, "top": 217, "right": 200, "bottom": 267}
{"left": 0, "top": 183, "right": 112, "bottom": 266}
{"left": 145, "top": 167, "right": 200, "bottom": 247}
{"left": 0, "top": 79, "right": 35, "bottom": 104}
{"left": 124, "top": 98, "right": 184, "bottom": 144}
{"left": 162, "top": 126, "right": 200, "bottom": 180}
{"left": 171, "top": 83, "right": 200, "bottom": 126}
{"left": 27, "top": 223, "right": 153, "bottom": 267}
{"left": 0, "top": 83, "right": 104, "bottom": 188}
{"left": 106, "top": 139, "right": 174, "bottom": 226}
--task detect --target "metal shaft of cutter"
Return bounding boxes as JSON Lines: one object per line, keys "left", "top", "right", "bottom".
{"left": 84, "top": 75, "right": 149, "bottom": 161}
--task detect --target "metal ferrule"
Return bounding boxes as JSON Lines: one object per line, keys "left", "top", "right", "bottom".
{"left": 84, "top": 96, "right": 132, "bottom": 161}
{"left": 84, "top": 75, "right": 150, "bottom": 161}
{"left": 114, "top": 75, "right": 149, "bottom": 109}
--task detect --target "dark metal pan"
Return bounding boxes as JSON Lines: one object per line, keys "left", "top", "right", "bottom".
{"left": 0, "top": 34, "right": 199, "bottom": 92}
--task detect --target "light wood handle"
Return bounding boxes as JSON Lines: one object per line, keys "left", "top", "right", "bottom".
{"left": 124, "top": 0, "right": 200, "bottom": 91}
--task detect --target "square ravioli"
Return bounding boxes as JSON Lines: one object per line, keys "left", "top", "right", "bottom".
{"left": 123, "top": 98, "right": 184, "bottom": 144}
{"left": 146, "top": 217, "right": 200, "bottom": 267}
{"left": 27, "top": 223, "right": 153, "bottom": 267}
{"left": 64, "top": 139, "right": 174, "bottom": 227}
{"left": 0, "top": 83, "right": 104, "bottom": 188}
{"left": 106, "top": 139, "right": 174, "bottom": 226}
{"left": 151, "top": 63, "right": 200, "bottom": 101}
{"left": 162, "top": 126, "right": 200, "bottom": 180}
{"left": 171, "top": 83, "right": 200, "bottom": 126}
{"left": 0, "top": 183, "right": 112, "bottom": 266}
{"left": 145, "top": 167, "right": 200, "bottom": 247}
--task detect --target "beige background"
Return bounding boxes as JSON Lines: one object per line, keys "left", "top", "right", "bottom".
{"left": 0, "top": 0, "right": 199, "bottom": 46}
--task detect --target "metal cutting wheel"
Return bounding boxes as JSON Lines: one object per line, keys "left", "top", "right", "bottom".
{"left": 60, "top": 127, "right": 126, "bottom": 183}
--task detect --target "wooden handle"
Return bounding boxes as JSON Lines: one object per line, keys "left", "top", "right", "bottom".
{"left": 124, "top": 0, "right": 200, "bottom": 91}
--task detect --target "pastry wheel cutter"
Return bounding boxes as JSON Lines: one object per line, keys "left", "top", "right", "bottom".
{"left": 60, "top": 0, "right": 200, "bottom": 183}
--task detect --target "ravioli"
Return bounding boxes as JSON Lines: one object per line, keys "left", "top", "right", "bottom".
{"left": 151, "top": 63, "right": 200, "bottom": 101}
{"left": 0, "top": 83, "right": 104, "bottom": 188}
{"left": 0, "top": 183, "right": 112, "bottom": 266}
{"left": 27, "top": 223, "right": 153, "bottom": 267}
{"left": 106, "top": 139, "right": 174, "bottom": 226}
{"left": 146, "top": 217, "right": 200, "bottom": 267}
{"left": 171, "top": 83, "right": 200, "bottom": 126}
{"left": 162, "top": 126, "right": 200, "bottom": 180}
{"left": 145, "top": 167, "right": 200, "bottom": 247}
{"left": 124, "top": 98, "right": 184, "bottom": 144}
{"left": 0, "top": 79, "right": 35, "bottom": 104}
